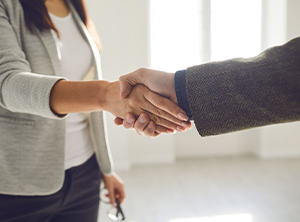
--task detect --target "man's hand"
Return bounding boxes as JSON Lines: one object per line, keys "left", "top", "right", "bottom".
{"left": 119, "top": 68, "right": 179, "bottom": 107}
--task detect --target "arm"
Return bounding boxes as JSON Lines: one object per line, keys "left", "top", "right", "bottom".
{"left": 118, "top": 37, "right": 300, "bottom": 137}
{"left": 186, "top": 37, "right": 300, "bottom": 136}
{"left": 0, "top": 2, "right": 65, "bottom": 118}
{"left": 0, "top": 3, "right": 188, "bottom": 131}
{"left": 50, "top": 80, "right": 189, "bottom": 132}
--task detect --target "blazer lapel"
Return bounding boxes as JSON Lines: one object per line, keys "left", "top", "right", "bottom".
{"left": 35, "top": 0, "right": 100, "bottom": 79}
{"left": 35, "top": 29, "right": 62, "bottom": 77}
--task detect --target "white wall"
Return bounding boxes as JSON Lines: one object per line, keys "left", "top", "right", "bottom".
{"left": 257, "top": 0, "right": 300, "bottom": 158}
{"left": 87, "top": 0, "right": 176, "bottom": 170}
{"left": 86, "top": 0, "right": 300, "bottom": 171}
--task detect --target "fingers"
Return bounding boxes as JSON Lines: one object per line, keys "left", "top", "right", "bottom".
{"left": 146, "top": 113, "right": 187, "bottom": 132}
{"left": 119, "top": 111, "right": 185, "bottom": 138}
{"left": 126, "top": 86, "right": 189, "bottom": 130}
{"left": 136, "top": 98, "right": 190, "bottom": 131}
{"left": 142, "top": 121, "right": 175, "bottom": 138}
{"left": 131, "top": 112, "right": 177, "bottom": 136}
{"left": 119, "top": 78, "right": 134, "bottom": 99}
{"left": 106, "top": 186, "right": 116, "bottom": 206}
{"left": 114, "top": 117, "right": 124, "bottom": 126}
{"left": 133, "top": 114, "right": 176, "bottom": 137}
{"left": 144, "top": 90, "right": 189, "bottom": 121}
{"left": 116, "top": 186, "right": 126, "bottom": 204}
{"left": 121, "top": 113, "right": 165, "bottom": 138}
{"left": 134, "top": 113, "right": 150, "bottom": 135}
{"left": 123, "top": 113, "right": 136, "bottom": 129}
{"left": 142, "top": 121, "right": 156, "bottom": 137}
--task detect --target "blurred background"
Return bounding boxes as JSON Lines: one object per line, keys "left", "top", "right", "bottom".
{"left": 86, "top": 0, "right": 300, "bottom": 221}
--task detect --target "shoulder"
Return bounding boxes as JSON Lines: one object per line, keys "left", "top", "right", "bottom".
{"left": 0, "top": 0, "right": 24, "bottom": 21}
{"left": 0, "top": 0, "right": 27, "bottom": 39}
{"left": 0, "top": 0, "right": 22, "bottom": 10}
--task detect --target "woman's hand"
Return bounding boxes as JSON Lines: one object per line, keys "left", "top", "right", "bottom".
{"left": 102, "top": 81, "right": 190, "bottom": 132}
{"left": 114, "top": 113, "right": 192, "bottom": 138}
{"left": 114, "top": 113, "right": 161, "bottom": 137}
{"left": 102, "top": 173, "right": 125, "bottom": 206}
{"left": 50, "top": 79, "right": 190, "bottom": 133}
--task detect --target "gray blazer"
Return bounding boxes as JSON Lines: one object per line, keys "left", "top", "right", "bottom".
{"left": 186, "top": 37, "right": 300, "bottom": 136}
{"left": 0, "top": 0, "right": 113, "bottom": 195}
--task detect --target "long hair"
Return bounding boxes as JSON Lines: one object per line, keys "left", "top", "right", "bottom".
{"left": 19, "top": 0, "right": 101, "bottom": 51}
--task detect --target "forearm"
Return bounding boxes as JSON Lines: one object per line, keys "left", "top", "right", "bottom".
{"left": 50, "top": 80, "right": 110, "bottom": 115}
{"left": 186, "top": 37, "right": 300, "bottom": 136}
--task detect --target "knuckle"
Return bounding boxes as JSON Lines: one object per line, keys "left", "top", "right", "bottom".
{"left": 150, "top": 115, "right": 160, "bottom": 124}
{"left": 137, "top": 67, "right": 148, "bottom": 74}
{"left": 124, "top": 123, "right": 133, "bottom": 129}
{"left": 128, "top": 97, "right": 139, "bottom": 106}
{"left": 154, "top": 108, "right": 163, "bottom": 116}
{"left": 169, "top": 107, "right": 177, "bottom": 115}
{"left": 154, "top": 97, "right": 165, "bottom": 107}
{"left": 135, "top": 84, "right": 145, "bottom": 92}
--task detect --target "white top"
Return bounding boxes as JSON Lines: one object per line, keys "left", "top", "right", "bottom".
{"left": 49, "top": 12, "right": 94, "bottom": 170}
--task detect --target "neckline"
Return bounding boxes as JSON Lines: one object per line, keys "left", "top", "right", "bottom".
{"left": 49, "top": 12, "right": 72, "bottom": 20}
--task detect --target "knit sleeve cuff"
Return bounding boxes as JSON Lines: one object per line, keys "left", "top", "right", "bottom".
{"left": 175, "top": 70, "right": 193, "bottom": 120}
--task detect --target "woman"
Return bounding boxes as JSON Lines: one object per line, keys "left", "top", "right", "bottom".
{"left": 0, "top": 0, "right": 190, "bottom": 221}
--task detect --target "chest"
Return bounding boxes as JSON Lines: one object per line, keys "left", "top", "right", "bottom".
{"left": 50, "top": 13, "right": 93, "bottom": 80}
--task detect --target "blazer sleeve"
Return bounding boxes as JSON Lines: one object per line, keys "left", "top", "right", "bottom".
{"left": 186, "top": 37, "right": 300, "bottom": 136}
{"left": 0, "top": 2, "right": 65, "bottom": 119}
{"left": 90, "top": 111, "right": 114, "bottom": 175}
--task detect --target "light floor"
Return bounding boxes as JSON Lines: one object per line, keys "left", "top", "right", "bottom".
{"left": 99, "top": 156, "right": 300, "bottom": 222}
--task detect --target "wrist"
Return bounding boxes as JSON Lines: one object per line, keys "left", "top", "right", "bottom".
{"left": 167, "top": 72, "right": 177, "bottom": 104}
{"left": 175, "top": 70, "right": 193, "bottom": 119}
{"left": 98, "top": 81, "right": 119, "bottom": 112}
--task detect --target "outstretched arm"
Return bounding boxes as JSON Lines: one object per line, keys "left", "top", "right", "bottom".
{"left": 117, "top": 37, "right": 300, "bottom": 137}
{"left": 50, "top": 80, "right": 190, "bottom": 133}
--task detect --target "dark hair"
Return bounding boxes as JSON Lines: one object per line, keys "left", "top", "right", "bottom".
{"left": 19, "top": 0, "right": 101, "bottom": 50}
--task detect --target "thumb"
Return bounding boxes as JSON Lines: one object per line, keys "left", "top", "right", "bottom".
{"left": 107, "top": 187, "right": 116, "bottom": 206}
{"left": 119, "top": 78, "right": 134, "bottom": 99}
{"left": 119, "top": 68, "right": 147, "bottom": 99}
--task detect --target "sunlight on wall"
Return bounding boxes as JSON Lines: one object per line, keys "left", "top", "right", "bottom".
{"left": 169, "top": 213, "right": 253, "bottom": 222}
{"left": 150, "top": 0, "right": 202, "bottom": 72}
{"left": 211, "top": 0, "right": 262, "bottom": 61}
{"left": 150, "top": 0, "right": 262, "bottom": 71}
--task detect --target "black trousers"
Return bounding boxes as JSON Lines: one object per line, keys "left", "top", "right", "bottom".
{"left": 0, "top": 154, "right": 102, "bottom": 222}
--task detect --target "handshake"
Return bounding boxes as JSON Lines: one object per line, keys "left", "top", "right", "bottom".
{"left": 108, "top": 68, "right": 192, "bottom": 138}
{"left": 104, "top": 38, "right": 300, "bottom": 138}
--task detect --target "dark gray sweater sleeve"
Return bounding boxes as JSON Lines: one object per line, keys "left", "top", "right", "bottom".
{"left": 185, "top": 37, "right": 300, "bottom": 136}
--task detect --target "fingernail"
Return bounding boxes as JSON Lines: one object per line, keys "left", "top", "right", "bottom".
{"left": 182, "top": 122, "right": 190, "bottom": 128}
{"left": 147, "top": 124, "right": 152, "bottom": 129}
{"left": 140, "top": 115, "right": 147, "bottom": 123}
{"left": 178, "top": 113, "right": 188, "bottom": 121}
{"left": 126, "top": 116, "right": 133, "bottom": 123}
{"left": 176, "top": 126, "right": 185, "bottom": 132}
{"left": 167, "top": 129, "right": 175, "bottom": 134}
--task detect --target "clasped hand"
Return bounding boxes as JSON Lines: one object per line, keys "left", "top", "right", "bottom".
{"left": 108, "top": 68, "right": 192, "bottom": 137}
